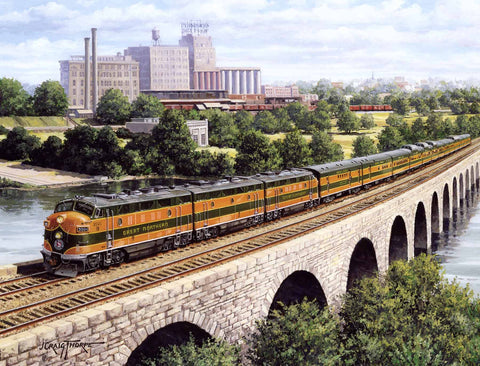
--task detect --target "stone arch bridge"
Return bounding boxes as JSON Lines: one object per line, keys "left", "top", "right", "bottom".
{"left": 1, "top": 151, "right": 479, "bottom": 365}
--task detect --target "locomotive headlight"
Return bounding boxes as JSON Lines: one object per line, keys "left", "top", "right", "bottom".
{"left": 56, "top": 216, "right": 65, "bottom": 224}
{"left": 55, "top": 231, "right": 63, "bottom": 239}
{"left": 53, "top": 239, "right": 64, "bottom": 251}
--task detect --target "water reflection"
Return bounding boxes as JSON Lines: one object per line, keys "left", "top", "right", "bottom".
{"left": 434, "top": 184, "right": 480, "bottom": 296}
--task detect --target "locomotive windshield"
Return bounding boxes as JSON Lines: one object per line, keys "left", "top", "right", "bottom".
{"left": 54, "top": 200, "right": 74, "bottom": 213}
{"left": 53, "top": 199, "right": 95, "bottom": 217}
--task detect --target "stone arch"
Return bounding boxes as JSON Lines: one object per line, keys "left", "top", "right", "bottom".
{"left": 414, "top": 202, "right": 428, "bottom": 256}
{"left": 431, "top": 192, "right": 440, "bottom": 239}
{"left": 470, "top": 165, "right": 475, "bottom": 190}
{"left": 268, "top": 270, "right": 327, "bottom": 316}
{"left": 443, "top": 183, "right": 450, "bottom": 232}
{"left": 389, "top": 216, "right": 408, "bottom": 264}
{"left": 347, "top": 238, "right": 378, "bottom": 291}
{"left": 126, "top": 322, "right": 211, "bottom": 365}
{"left": 466, "top": 169, "right": 470, "bottom": 193}
{"left": 459, "top": 173, "right": 464, "bottom": 202}
{"left": 476, "top": 162, "right": 479, "bottom": 189}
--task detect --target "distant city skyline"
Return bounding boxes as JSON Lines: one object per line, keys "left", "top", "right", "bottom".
{"left": 1, "top": 0, "right": 480, "bottom": 86}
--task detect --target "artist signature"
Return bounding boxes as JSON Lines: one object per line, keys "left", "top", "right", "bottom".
{"left": 39, "top": 339, "right": 105, "bottom": 360}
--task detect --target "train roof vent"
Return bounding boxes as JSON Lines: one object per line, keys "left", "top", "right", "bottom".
{"left": 93, "top": 193, "right": 117, "bottom": 199}
{"left": 153, "top": 185, "right": 168, "bottom": 191}
{"left": 139, "top": 187, "right": 155, "bottom": 194}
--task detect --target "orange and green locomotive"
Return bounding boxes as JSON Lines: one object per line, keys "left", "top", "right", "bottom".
{"left": 42, "top": 135, "right": 470, "bottom": 276}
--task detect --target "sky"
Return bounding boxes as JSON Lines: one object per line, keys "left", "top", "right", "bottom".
{"left": 1, "top": 0, "right": 480, "bottom": 86}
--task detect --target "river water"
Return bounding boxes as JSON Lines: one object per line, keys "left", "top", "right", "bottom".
{"left": 0, "top": 180, "right": 479, "bottom": 295}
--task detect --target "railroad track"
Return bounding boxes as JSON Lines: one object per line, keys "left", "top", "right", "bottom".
{"left": 0, "top": 140, "right": 478, "bottom": 336}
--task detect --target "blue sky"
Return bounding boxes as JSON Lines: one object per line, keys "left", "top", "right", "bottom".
{"left": 1, "top": 0, "right": 480, "bottom": 85}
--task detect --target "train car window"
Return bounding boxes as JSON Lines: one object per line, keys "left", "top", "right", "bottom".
{"left": 74, "top": 201, "right": 95, "bottom": 217}
{"left": 54, "top": 200, "right": 74, "bottom": 213}
{"left": 94, "top": 208, "right": 104, "bottom": 218}
{"left": 248, "top": 194, "right": 251, "bottom": 200}
{"left": 117, "top": 218, "right": 123, "bottom": 226}
{"left": 211, "top": 202, "right": 215, "bottom": 208}
{"left": 231, "top": 198, "right": 235, "bottom": 204}
{"left": 167, "top": 209, "right": 172, "bottom": 217}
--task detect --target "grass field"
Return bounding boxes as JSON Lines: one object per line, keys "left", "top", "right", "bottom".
{"left": 0, "top": 116, "right": 68, "bottom": 128}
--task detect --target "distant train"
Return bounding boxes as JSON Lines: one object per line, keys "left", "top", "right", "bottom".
{"left": 349, "top": 105, "right": 393, "bottom": 112}
{"left": 41, "top": 134, "right": 471, "bottom": 277}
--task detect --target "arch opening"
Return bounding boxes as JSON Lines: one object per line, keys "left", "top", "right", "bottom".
{"left": 347, "top": 238, "right": 378, "bottom": 291}
{"left": 414, "top": 202, "right": 428, "bottom": 256}
{"left": 389, "top": 216, "right": 408, "bottom": 264}
{"left": 126, "top": 322, "right": 211, "bottom": 366}
{"left": 476, "top": 162, "right": 479, "bottom": 190}
{"left": 431, "top": 192, "right": 440, "bottom": 251}
{"left": 443, "top": 183, "right": 451, "bottom": 232}
{"left": 459, "top": 173, "right": 465, "bottom": 207}
{"left": 269, "top": 270, "right": 327, "bottom": 317}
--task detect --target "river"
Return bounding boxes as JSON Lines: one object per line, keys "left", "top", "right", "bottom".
{"left": 0, "top": 181, "right": 479, "bottom": 295}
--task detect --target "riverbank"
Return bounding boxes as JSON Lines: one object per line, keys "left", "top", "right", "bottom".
{"left": 0, "top": 160, "right": 97, "bottom": 187}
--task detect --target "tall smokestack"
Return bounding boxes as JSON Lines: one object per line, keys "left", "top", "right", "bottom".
{"left": 84, "top": 37, "right": 90, "bottom": 110}
{"left": 92, "top": 28, "right": 98, "bottom": 114}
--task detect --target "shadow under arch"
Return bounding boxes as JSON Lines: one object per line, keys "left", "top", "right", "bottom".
{"left": 268, "top": 270, "right": 327, "bottom": 317}
{"left": 347, "top": 238, "right": 378, "bottom": 291}
{"left": 414, "top": 202, "right": 427, "bottom": 256}
{"left": 126, "top": 322, "right": 211, "bottom": 366}
{"left": 443, "top": 183, "right": 451, "bottom": 230}
{"left": 389, "top": 216, "right": 408, "bottom": 264}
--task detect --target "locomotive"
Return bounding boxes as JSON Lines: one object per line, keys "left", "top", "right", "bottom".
{"left": 41, "top": 134, "right": 471, "bottom": 277}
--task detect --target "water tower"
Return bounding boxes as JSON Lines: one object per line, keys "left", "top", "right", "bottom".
{"left": 152, "top": 28, "right": 160, "bottom": 45}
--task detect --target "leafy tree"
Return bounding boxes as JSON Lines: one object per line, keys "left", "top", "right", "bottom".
{"left": 304, "top": 108, "right": 331, "bottom": 132}
{"left": 200, "top": 109, "right": 239, "bottom": 148}
{"left": 449, "top": 100, "right": 469, "bottom": 115}
{"left": 340, "top": 255, "right": 480, "bottom": 365}
{"left": 274, "top": 129, "right": 312, "bottom": 169}
{"left": 193, "top": 150, "right": 235, "bottom": 177}
{"left": 272, "top": 107, "right": 294, "bottom": 132}
{"left": 286, "top": 102, "right": 308, "bottom": 128}
{"left": 247, "top": 300, "right": 345, "bottom": 366}
{"left": 130, "top": 93, "right": 164, "bottom": 118}
{"left": 32, "top": 80, "right": 69, "bottom": 116}
{"left": 140, "top": 336, "right": 239, "bottom": 366}
{"left": 385, "top": 113, "right": 404, "bottom": 127}
{"left": 30, "top": 135, "right": 63, "bottom": 167}
{"left": 233, "top": 110, "right": 254, "bottom": 132}
{"left": 96, "top": 88, "right": 132, "bottom": 125}
{"left": 149, "top": 109, "right": 196, "bottom": 176}
{"left": 0, "top": 127, "right": 41, "bottom": 160}
{"left": 390, "top": 95, "right": 410, "bottom": 115}
{"left": 253, "top": 111, "right": 278, "bottom": 134}
{"left": 336, "top": 111, "right": 360, "bottom": 134}
{"left": 309, "top": 130, "right": 344, "bottom": 164}
{"left": 359, "top": 113, "right": 375, "bottom": 130}
{"left": 411, "top": 118, "right": 428, "bottom": 142}
{"left": 0, "top": 125, "right": 8, "bottom": 135}
{"left": 235, "top": 130, "right": 282, "bottom": 175}
{"left": 377, "top": 126, "right": 405, "bottom": 151}
{"left": 352, "top": 136, "right": 377, "bottom": 157}
{"left": 0, "top": 77, "right": 32, "bottom": 116}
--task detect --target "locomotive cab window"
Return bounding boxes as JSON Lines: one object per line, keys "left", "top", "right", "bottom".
{"left": 54, "top": 200, "right": 74, "bottom": 213}
{"left": 74, "top": 201, "right": 94, "bottom": 217}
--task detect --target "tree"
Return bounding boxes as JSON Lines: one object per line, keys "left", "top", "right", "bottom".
{"left": 140, "top": 336, "right": 239, "bottom": 366}
{"left": 336, "top": 111, "right": 360, "bottom": 134}
{"left": 96, "top": 88, "right": 132, "bottom": 124}
{"left": 32, "top": 80, "right": 69, "bottom": 116}
{"left": 274, "top": 129, "right": 312, "bottom": 169}
{"left": 340, "top": 255, "right": 480, "bottom": 365}
{"left": 193, "top": 150, "right": 235, "bottom": 177}
{"left": 0, "top": 77, "right": 32, "bottom": 116}
{"left": 247, "top": 300, "right": 345, "bottom": 366}
{"left": 272, "top": 107, "right": 294, "bottom": 132}
{"left": 352, "top": 136, "right": 377, "bottom": 157}
{"left": 0, "top": 127, "right": 41, "bottom": 161}
{"left": 304, "top": 108, "right": 331, "bottom": 132}
{"left": 253, "top": 111, "right": 278, "bottom": 134}
{"left": 234, "top": 110, "right": 254, "bottom": 131}
{"left": 200, "top": 109, "right": 239, "bottom": 148}
{"left": 30, "top": 135, "right": 63, "bottom": 167}
{"left": 385, "top": 113, "right": 404, "bottom": 127}
{"left": 359, "top": 113, "right": 375, "bottom": 130}
{"left": 130, "top": 93, "right": 164, "bottom": 118}
{"left": 377, "top": 126, "right": 405, "bottom": 151}
{"left": 411, "top": 117, "right": 428, "bottom": 142}
{"left": 390, "top": 95, "right": 410, "bottom": 115}
{"left": 149, "top": 109, "right": 197, "bottom": 175}
{"left": 309, "top": 130, "right": 344, "bottom": 164}
{"left": 235, "top": 130, "right": 282, "bottom": 175}
{"left": 286, "top": 102, "right": 308, "bottom": 129}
